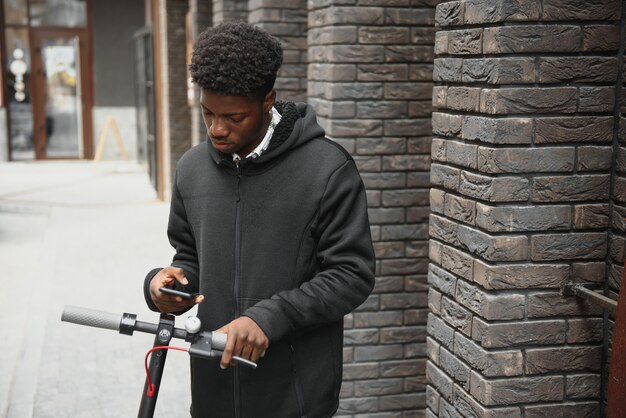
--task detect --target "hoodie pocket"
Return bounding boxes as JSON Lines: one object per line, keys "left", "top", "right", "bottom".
{"left": 238, "top": 340, "right": 303, "bottom": 418}
{"left": 289, "top": 343, "right": 307, "bottom": 418}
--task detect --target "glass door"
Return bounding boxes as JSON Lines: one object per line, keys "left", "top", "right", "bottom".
{"left": 31, "top": 30, "right": 90, "bottom": 159}
{"left": 3, "top": 0, "right": 92, "bottom": 160}
{"left": 134, "top": 27, "right": 158, "bottom": 191}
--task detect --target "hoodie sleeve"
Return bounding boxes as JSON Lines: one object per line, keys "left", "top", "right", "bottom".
{"left": 243, "top": 159, "right": 376, "bottom": 343}
{"left": 167, "top": 177, "right": 201, "bottom": 292}
{"left": 142, "top": 175, "right": 200, "bottom": 311}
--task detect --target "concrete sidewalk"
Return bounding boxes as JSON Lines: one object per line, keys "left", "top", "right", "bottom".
{"left": 0, "top": 161, "right": 194, "bottom": 417}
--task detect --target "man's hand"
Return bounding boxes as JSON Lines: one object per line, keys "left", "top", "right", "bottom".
{"left": 149, "top": 266, "right": 204, "bottom": 313}
{"left": 217, "top": 317, "right": 269, "bottom": 369}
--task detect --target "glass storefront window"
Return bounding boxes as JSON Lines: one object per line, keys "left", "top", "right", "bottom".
{"left": 5, "top": 28, "right": 34, "bottom": 160}
{"left": 3, "top": 0, "right": 28, "bottom": 25}
{"left": 30, "top": 0, "right": 86, "bottom": 27}
{"left": 42, "top": 36, "right": 82, "bottom": 158}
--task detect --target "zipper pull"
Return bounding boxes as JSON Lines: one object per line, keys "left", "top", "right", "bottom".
{"left": 235, "top": 158, "right": 241, "bottom": 202}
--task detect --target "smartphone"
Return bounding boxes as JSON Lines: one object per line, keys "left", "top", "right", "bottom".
{"left": 159, "top": 287, "right": 199, "bottom": 300}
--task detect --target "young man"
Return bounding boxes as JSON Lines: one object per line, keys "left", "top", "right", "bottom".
{"left": 144, "top": 22, "right": 375, "bottom": 418}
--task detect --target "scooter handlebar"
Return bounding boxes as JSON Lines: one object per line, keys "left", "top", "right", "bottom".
{"left": 60, "top": 305, "right": 229, "bottom": 351}
{"left": 60, "top": 305, "right": 259, "bottom": 367}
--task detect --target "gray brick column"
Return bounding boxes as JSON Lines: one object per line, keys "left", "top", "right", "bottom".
{"left": 189, "top": 0, "right": 213, "bottom": 148}
{"left": 428, "top": 1, "right": 621, "bottom": 416}
{"left": 610, "top": 3, "right": 626, "bottom": 313}
{"left": 213, "top": 0, "right": 248, "bottom": 24}
{"left": 195, "top": 1, "right": 213, "bottom": 28}
{"left": 307, "top": 1, "right": 438, "bottom": 415}
{"left": 166, "top": 0, "right": 193, "bottom": 182}
{"left": 248, "top": 0, "right": 308, "bottom": 103}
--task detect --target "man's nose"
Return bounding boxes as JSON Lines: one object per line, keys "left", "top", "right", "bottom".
{"left": 210, "top": 118, "right": 228, "bottom": 138}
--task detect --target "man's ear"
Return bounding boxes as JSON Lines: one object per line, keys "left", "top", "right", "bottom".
{"left": 263, "top": 90, "right": 276, "bottom": 113}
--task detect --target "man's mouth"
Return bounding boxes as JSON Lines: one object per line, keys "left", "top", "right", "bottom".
{"left": 211, "top": 139, "right": 233, "bottom": 153}
{"left": 211, "top": 138, "right": 230, "bottom": 145}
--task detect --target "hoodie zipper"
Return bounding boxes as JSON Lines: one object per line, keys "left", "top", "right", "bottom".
{"left": 233, "top": 159, "right": 242, "bottom": 418}
{"left": 234, "top": 158, "right": 242, "bottom": 319}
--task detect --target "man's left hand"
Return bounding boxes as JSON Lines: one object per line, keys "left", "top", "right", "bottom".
{"left": 216, "top": 316, "right": 269, "bottom": 369}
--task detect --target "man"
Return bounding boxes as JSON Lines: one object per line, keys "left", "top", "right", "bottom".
{"left": 144, "top": 22, "right": 375, "bottom": 418}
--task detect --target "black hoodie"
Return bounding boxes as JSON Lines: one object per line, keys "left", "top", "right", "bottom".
{"left": 144, "top": 101, "right": 375, "bottom": 417}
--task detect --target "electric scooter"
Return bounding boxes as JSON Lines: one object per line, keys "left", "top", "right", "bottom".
{"left": 61, "top": 305, "right": 257, "bottom": 418}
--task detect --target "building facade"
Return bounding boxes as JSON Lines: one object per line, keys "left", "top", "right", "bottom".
{"left": 1, "top": 0, "right": 624, "bottom": 416}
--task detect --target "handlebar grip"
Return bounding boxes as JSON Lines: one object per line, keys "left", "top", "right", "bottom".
{"left": 208, "top": 331, "right": 265, "bottom": 358}
{"left": 61, "top": 305, "right": 121, "bottom": 331}
{"left": 211, "top": 331, "right": 227, "bottom": 351}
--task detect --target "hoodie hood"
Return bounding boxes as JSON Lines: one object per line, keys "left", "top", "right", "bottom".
{"left": 206, "top": 100, "right": 325, "bottom": 168}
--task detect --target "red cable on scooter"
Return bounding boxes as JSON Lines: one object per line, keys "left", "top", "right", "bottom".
{"left": 144, "top": 346, "right": 188, "bottom": 397}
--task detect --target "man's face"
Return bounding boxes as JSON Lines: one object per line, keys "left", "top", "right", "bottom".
{"left": 200, "top": 89, "right": 275, "bottom": 158}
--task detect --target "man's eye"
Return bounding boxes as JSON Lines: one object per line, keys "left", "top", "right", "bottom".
{"left": 230, "top": 117, "right": 244, "bottom": 123}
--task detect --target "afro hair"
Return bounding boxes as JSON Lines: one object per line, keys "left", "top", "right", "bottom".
{"left": 190, "top": 22, "right": 283, "bottom": 100}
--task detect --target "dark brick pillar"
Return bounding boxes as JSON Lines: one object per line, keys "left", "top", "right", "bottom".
{"left": 428, "top": 0, "right": 621, "bottom": 416}
{"left": 248, "top": 0, "right": 308, "bottom": 102}
{"left": 307, "top": 1, "right": 438, "bottom": 416}
{"left": 196, "top": 1, "right": 212, "bottom": 28}
{"left": 190, "top": 0, "right": 213, "bottom": 147}
{"left": 166, "top": 0, "right": 192, "bottom": 182}
{"left": 213, "top": 0, "right": 248, "bottom": 24}
{"left": 607, "top": 0, "right": 626, "bottom": 409}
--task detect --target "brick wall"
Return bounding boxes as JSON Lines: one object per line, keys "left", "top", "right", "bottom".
{"left": 248, "top": 0, "right": 308, "bottom": 103}
{"left": 195, "top": 1, "right": 213, "bottom": 37}
{"left": 213, "top": 0, "right": 248, "bottom": 24}
{"left": 428, "top": 0, "right": 622, "bottom": 416}
{"left": 307, "top": 1, "right": 439, "bottom": 415}
{"left": 610, "top": 5, "right": 626, "bottom": 306}
{"left": 190, "top": 0, "right": 213, "bottom": 147}
{"left": 166, "top": 0, "right": 193, "bottom": 183}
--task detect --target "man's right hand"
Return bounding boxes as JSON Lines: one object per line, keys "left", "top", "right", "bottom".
{"left": 149, "top": 266, "right": 204, "bottom": 313}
